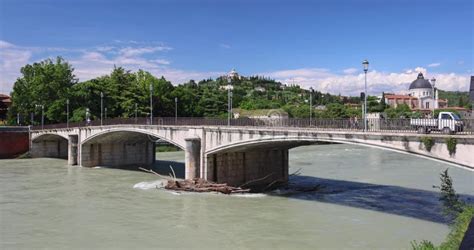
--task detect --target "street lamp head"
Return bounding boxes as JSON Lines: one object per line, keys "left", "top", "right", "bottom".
{"left": 175, "top": 97, "right": 178, "bottom": 102}
{"left": 66, "top": 99, "right": 69, "bottom": 105}
{"left": 149, "top": 83, "right": 153, "bottom": 92}
{"left": 100, "top": 92, "right": 104, "bottom": 98}
{"left": 362, "top": 59, "right": 369, "bottom": 72}
{"left": 309, "top": 87, "right": 314, "bottom": 92}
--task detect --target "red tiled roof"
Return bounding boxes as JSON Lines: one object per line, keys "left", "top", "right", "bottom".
{"left": 385, "top": 94, "right": 418, "bottom": 99}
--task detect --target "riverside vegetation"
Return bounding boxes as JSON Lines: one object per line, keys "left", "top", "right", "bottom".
{"left": 412, "top": 169, "right": 474, "bottom": 249}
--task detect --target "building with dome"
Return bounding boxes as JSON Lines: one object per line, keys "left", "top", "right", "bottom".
{"left": 384, "top": 72, "right": 448, "bottom": 111}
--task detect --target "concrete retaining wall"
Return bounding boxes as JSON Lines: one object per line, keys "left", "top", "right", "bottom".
{"left": 81, "top": 141, "right": 154, "bottom": 168}
{"left": 31, "top": 139, "right": 68, "bottom": 159}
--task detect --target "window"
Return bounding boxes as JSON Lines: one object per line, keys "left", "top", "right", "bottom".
{"left": 441, "top": 114, "right": 452, "bottom": 120}
{"left": 426, "top": 102, "right": 429, "bottom": 109}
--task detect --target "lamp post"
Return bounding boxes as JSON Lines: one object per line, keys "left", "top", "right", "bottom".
{"left": 104, "top": 108, "right": 107, "bottom": 121}
{"left": 135, "top": 103, "right": 138, "bottom": 124}
{"left": 175, "top": 97, "right": 178, "bottom": 124}
{"left": 66, "top": 99, "right": 69, "bottom": 128}
{"left": 35, "top": 104, "right": 44, "bottom": 130}
{"left": 100, "top": 92, "right": 104, "bottom": 126}
{"left": 431, "top": 77, "right": 436, "bottom": 117}
{"left": 362, "top": 60, "right": 369, "bottom": 132}
{"left": 227, "top": 75, "right": 233, "bottom": 126}
{"left": 309, "top": 87, "right": 314, "bottom": 126}
{"left": 149, "top": 83, "right": 153, "bottom": 125}
{"left": 85, "top": 108, "right": 90, "bottom": 126}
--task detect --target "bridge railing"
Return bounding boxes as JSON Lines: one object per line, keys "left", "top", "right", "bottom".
{"left": 31, "top": 117, "right": 474, "bottom": 135}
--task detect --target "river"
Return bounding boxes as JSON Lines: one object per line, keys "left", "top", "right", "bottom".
{"left": 1, "top": 144, "right": 473, "bottom": 249}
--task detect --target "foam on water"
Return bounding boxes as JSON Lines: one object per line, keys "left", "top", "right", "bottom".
{"left": 133, "top": 180, "right": 167, "bottom": 190}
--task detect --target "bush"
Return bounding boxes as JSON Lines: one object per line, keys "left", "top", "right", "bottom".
{"left": 421, "top": 137, "right": 435, "bottom": 152}
{"left": 446, "top": 138, "right": 457, "bottom": 156}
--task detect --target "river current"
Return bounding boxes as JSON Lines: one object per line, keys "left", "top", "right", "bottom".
{"left": 1, "top": 144, "right": 473, "bottom": 249}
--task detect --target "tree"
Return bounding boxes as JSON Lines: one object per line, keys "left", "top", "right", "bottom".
{"left": 435, "top": 169, "right": 465, "bottom": 219}
{"left": 8, "top": 57, "right": 77, "bottom": 125}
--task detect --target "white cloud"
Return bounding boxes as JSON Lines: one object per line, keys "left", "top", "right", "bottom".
{"left": 0, "top": 40, "right": 33, "bottom": 93}
{"left": 261, "top": 67, "right": 470, "bottom": 96}
{"left": 427, "top": 62, "right": 441, "bottom": 67}
{"left": 150, "top": 59, "right": 171, "bottom": 65}
{"left": 343, "top": 68, "right": 358, "bottom": 74}
{"left": 0, "top": 40, "right": 14, "bottom": 49}
{"left": 219, "top": 43, "right": 231, "bottom": 49}
{"left": 119, "top": 46, "right": 172, "bottom": 57}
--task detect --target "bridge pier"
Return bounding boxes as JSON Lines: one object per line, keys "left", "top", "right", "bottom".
{"left": 68, "top": 135, "right": 78, "bottom": 165}
{"left": 185, "top": 137, "right": 201, "bottom": 179}
{"left": 206, "top": 148, "right": 289, "bottom": 187}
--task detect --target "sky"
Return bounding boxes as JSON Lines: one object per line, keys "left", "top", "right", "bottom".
{"left": 0, "top": 0, "right": 472, "bottom": 96}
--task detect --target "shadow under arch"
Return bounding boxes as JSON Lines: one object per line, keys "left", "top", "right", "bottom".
{"left": 31, "top": 133, "right": 69, "bottom": 159}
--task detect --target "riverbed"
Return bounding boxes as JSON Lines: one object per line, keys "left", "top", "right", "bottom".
{"left": 1, "top": 144, "right": 473, "bottom": 249}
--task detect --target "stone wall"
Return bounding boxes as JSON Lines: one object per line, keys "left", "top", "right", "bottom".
{"left": 206, "top": 148, "right": 289, "bottom": 187}
{"left": 81, "top": 141, "right": 154, "bottom": 168}
{"left": 0, "top": 131, "right": 29, "bottom": 158}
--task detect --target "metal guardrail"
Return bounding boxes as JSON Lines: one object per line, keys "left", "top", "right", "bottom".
{"left": 0, "top": 126, "right": 30, "bottom": 132}
{"left": 29, "top": 117, "right": 474, "bottom": 135}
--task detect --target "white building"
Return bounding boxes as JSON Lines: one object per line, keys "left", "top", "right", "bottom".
{"left": 408, "top": 72, "right": 438, "bottom": 110}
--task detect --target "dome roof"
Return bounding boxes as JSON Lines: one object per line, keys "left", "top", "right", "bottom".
{"left": 409, "top": 73, "right": 432, "bottom": 89}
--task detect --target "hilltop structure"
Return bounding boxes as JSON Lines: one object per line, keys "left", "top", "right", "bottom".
{"left": 384, "top": 73, "right": 448, "bottom": 112}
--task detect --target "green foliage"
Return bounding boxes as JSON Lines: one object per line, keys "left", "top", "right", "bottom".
{"left": 413, "top": 170, "right": 473, "bottom": 250}
{"left": 421, "top": 137, "right": 435, "bottom": 152}
{"left": 8, "top": 57, "right": 77, "bottom": 125}
{"left": 384, "top": 104, "right": 413, "bottom": 118}
{"left": 155, "top": 145, "right": 181, "bottom": 152}
{"left": 437, "top": 169, "right": 465, "bottom": 218}
{"left": 440, "top": 205, "right": 474, "bottom": 249}
{"left": 438, "top": 90, "right": 470, "bottom": 108}
{"left": 411, "top": 240, "right": 436, "bottom": 250}
{"left": 445, "top": 138, "right": 457, "bottom": 156}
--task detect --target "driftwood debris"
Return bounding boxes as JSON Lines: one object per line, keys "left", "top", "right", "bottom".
{"left": 138, "top": 167, "right": 250, "bottom": 194}
{"left": 166, "top": 178, "right": 251, "bottom": 194}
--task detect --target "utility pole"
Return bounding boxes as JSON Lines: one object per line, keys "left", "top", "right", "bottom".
{"left": 362, "top": 60, "right": 369, "bottom": 132}
{"left": 175, "top": 97, "right": 178, "bottom": 124}
{"left": 66, "top": 99, "right": 69, "bottom": 128}
{"left": 150, "top": 83, "right": 153, "bottom": 125}
{"left": 100, "top": 92, "right": 104, "bottom": 126}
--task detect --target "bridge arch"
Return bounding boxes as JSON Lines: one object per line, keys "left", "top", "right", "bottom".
{"left": 205, "top": 135, "right": 468, "bottom": 169}
{"left": 204, "top": 135, "right": 472, "bottom": 187}
{"left": 80, "top": 127, "right": 185, "bottom": 150}
{"left": 79, "top": 128, "right": 184, "bottom": 168}
{"left": 30, "top": 133, "right": 69, "bottom": 159}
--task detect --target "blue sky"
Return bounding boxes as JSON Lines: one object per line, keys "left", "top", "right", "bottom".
{"left": 0, "top": 0, "right": 472, "bottom": 95}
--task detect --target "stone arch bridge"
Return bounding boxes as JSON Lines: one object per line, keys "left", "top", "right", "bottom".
{"left": 30, "top": 124, "right": 474, "bottom": 186}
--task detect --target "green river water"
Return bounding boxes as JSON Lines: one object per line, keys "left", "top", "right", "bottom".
{"left": 1, "top": 144, "right": 473, "bottom": 249}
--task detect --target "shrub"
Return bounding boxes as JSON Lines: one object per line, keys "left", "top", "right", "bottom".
{"left": 445, "top": 138, "right": 457, "bottom": 156}
{"left": 421, "top": 137, "right": 435, "bottom": 152}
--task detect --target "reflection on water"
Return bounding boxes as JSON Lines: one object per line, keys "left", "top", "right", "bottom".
{"left": 0, "top": 144, "right": 473, "bottom": 249}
